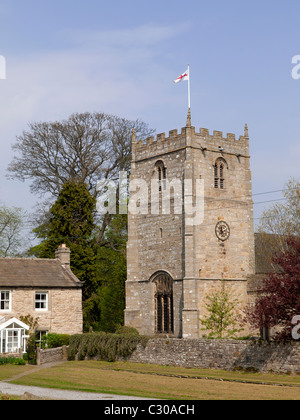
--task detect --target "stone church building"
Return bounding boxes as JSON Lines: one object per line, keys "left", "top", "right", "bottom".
{"left": 125, "top": 110, "right": 257, "bottom": 339}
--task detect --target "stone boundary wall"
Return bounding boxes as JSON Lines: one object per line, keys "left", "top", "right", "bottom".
{"left": 126, "top": 338, "right": 300, "bottom": 374}
{"left": 36, "top": 346, "right": 68, "bottom": 366}
{"left": 37, "top": 338, "right": 300, "bottom": 374}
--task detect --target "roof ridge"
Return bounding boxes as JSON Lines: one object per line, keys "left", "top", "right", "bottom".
{"left": 0, "top": 258, "right": 82, "bottom": 288}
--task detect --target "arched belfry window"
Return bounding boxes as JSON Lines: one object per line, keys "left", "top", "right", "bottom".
{"left": 214, "top": 158, "right": 227, "bottom": 189}
{"left": 153, "top": 272, "right": 174, "bottom": 334}
{"left": 155, "top": 160, "right": 167, "bottom": 192}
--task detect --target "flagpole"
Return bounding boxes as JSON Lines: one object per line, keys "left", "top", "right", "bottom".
{"left": 188, "top": 64, "right": 191, "bottom": 110}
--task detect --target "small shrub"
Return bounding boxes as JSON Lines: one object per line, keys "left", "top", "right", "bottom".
{"left": 233, "top": 366, "right": 244, "bottom": 372}
{"left": 115, "top": 325, "right": 140, "bottom": 336}
{"left": 26, "top": 333, "right": 38, "bottom": 365}
{"left": 41, "top": 333, "right": 70, "bottom": 349}
{"left": 245, "top": 367, "right": 259, "bottom": 373}
{"left": 0, "top": 394, "right": 11, "bottom": 400}
{"left": 0, "top": 357, "right": 26, "bottom": 365}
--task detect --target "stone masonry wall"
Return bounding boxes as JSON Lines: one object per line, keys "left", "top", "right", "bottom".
{"left": 1, "top": 288, "right": 83, "bottom": 335}
{"left": 126, "top": 338, "right": 300, "bottom": 374}
{"left": 36, "top": 346, "right": 68, "bottom": 366}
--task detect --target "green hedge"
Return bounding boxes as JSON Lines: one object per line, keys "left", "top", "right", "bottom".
{"left": 68, "top": 329, "right": 148, "bottom": 362}
{"left": 0, "top": 357, "right": 26, "bottom": 365}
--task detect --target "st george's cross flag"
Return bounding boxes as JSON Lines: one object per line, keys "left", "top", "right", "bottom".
{"left": 174, "top": 68, "right": 189, "bottom": 84}
{"left": 174, "top": 65, "right": 191, "bottom": 109}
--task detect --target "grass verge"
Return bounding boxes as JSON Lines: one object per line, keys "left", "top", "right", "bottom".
{"left": 0, "top": 365, "right": 35, "bottom": 381}
{"left": 6, "top": 361, "right": 300, "bottom": 400}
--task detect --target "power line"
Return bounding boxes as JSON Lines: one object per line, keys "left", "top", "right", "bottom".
{"left": 16, "top": 194, "right": 299, "bottom": 231}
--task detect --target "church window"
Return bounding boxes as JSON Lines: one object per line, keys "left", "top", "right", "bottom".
{"left": 214, "top": 158, "right": 227, "bottom": 189}
{"left": 154, "top": 273, "right": 174, "bottom": 334}
{"left": 155, "top": 161, "right": 167, "bottom": 192}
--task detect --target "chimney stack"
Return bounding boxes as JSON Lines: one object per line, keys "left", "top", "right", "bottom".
{"left": 55, "top": 244, "right": 71, "bottom": 268}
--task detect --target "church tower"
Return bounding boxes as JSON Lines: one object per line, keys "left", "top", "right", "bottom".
{"left": 125, "top": 111, "right": 255, "bottom": 338}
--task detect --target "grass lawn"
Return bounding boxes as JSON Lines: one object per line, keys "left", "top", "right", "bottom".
{"left": 6, "top": 361, "right": 300, "bottom": 400}
{"left": 0, "top": 365, "right": 35, "bottom": 381}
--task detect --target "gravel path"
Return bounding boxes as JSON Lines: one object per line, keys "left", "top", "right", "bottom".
{"left": 0, "top": 381, "right": 153, "bottom": 400}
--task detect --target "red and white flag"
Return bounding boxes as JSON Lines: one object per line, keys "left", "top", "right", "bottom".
{"left": 174, "top": 68, "right": 189, "bottom": 84}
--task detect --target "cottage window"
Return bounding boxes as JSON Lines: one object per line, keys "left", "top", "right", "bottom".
{"left": 35, "top": 292, "right": 48, "bottom": 311}
{"left": 0, "top": 291, "right": 11, "bottom": 312}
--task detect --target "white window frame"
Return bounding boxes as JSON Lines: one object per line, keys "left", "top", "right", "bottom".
{"left": 35, "top": 291, "right": 48, "bottom": 312}
{"left": 0, "top": 290, "right": 11, "bottom": 312}
{"left": 0, "top": 318, "right": 30, "bottom": 354}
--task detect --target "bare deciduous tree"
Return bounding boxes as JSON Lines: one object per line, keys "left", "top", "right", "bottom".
{"left": 7, "top": 111, "right": 154, "bottom": 246}
{"left": 256, "top": 177, "right": 300, "bottom": 270}
{"left": 0, "top": 206, "right": 25, "bottom": 257}
{"left": 7, "top": 112, "right": 154, "bottom": 198}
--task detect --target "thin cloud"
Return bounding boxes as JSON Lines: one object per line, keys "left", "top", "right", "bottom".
{"left": 67, "top": 22, "right": 191, "bottom": 49}
{"left": 0, "top": 21, "right": 191, "bottom": 210}
{"left": 0, "top": 22, "right": 190, "bottom": 127}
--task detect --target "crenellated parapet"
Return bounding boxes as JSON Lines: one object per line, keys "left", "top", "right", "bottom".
{"left": 132, "top": 121, "right": 250, "bottom": 162}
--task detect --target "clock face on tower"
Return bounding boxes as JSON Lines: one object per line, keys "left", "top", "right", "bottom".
{"left": 215, "top": 221, "right": 230, "bottom": 241}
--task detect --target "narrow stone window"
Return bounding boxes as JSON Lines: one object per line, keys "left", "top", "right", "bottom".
{"left": 155, "top": 160, "right": 167, "bottom": 192}
{"left": 214, "top": 158, "right": 227, "bottom": 189}
{"left": 154, "top": 273, "right": 174, "bottom": 334}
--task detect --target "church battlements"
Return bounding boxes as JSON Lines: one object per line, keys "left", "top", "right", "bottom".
{"left": 132, "top": 121, "right": 250, "bottom": 161}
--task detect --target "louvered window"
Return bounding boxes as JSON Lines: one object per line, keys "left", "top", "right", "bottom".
{"left": 214, "top": 158, "right": 227, "bottom": 189}
{"left": 155, "top": 161, "right": 167, "bottom": 192}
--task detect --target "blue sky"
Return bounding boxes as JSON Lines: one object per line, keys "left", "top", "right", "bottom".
{"left": 0, "top": 0, "right": 299, "bottom": 230}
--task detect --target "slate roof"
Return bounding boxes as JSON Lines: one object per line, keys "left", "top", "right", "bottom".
{"left": 0, "top": 258, "right": 83, "bottom": 288}
{"left": 248, "top": 233, "right": 283, "bottom": 293}
{"left": 254, "top": 232, "right": 282, "bottom": 274}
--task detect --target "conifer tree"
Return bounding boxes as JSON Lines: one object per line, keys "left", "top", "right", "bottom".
{"left": 37, "top": 181, "right": 98, "bottom": 301}
{"left": 84, "top": 213, "right": 127, "bottom": 332}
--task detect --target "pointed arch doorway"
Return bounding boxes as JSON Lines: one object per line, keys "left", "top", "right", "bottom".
{"left": 153, "top": 272, "right": 174, "bottom": 334}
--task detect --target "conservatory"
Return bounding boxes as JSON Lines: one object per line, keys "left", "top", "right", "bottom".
{"left": 0, "top": 318, "right": 29, "bottom": 355}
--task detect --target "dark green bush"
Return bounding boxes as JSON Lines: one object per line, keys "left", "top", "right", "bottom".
{"left": 0, "top": 357, "right": 26, "bottom": 365}
{"left": 115, "top": 325, "right": 140, "bottom": 336}
{"left": 68, "top": 331, "right": 148, "bottom": 362}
